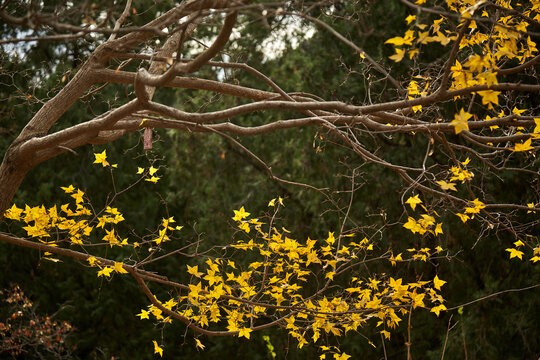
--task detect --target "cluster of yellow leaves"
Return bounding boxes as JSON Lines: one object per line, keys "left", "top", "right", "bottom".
{"left": 137, "top": 203, "right": 449, "bottom": 351}
{"left": 505, "top": 239, "right": 540, "bottom": 263}
{"left": 403, "top": 195, "right": 444, "bottom": 236}
{"left": 3, "top": 191, "right": 134, "bottom": 268}
{"left": 433, "top": 158, "right": 474, "bottom": 194}
{"left": 455, "top": 198, "right": 486, "bottom": 223}
{"left": 2, "top": 151, "right": 183, "bottom": 276}
{"left": 403, "top": 214, "right": 444, "bottom": 236}
{"left": 319, "top": 345, "right": 352, "bottom": 360}
{"left": 137, "top": 165, "right": 161, "bottom": 183}
{"left": 407, "top": 79, "right": 429, "bottom": 112}
{"left": 3, "top": 187, "right": 93, "bottom": 247}
{"left": 385, "top": 16, "right": 457, "bottom": 62}
{"left": 153, "top": 217, "right": 182, "bottom": 244}
{"left": 94, "top": 261, "right": 128, "bottom": 277}
{"left": 386, "top": 1, "right": 539, "bottom": 151}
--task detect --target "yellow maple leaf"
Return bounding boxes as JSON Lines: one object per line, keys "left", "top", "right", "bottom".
{"left": 405, "top": 195, "right": 422, "bottom": 211}
{"left": 433, "top": 275, "right": 447, "bottom": 290}
{"left": 114, "top": 262, "right": 128, "bottom": 273}
{"left": 511, "top": 138, "right": 534, "bottom": 152}
{"left": 137, "top": 309, "right": 150, "bottom": 320}
{"left": 436, "top": 180, "right": 457, "bottom": 191}
{"left": 430, "top": 304, "right": 447, "bottom": 317}
{"left": 232, "top": 206, "right": 250, "bottom": 221}
{"left": 238, "top": 327, "right": 252, "bottom": 339}
{"left": 477, "top": 90, "right": 500, "bottom": 107}
{"left": 187, "top": 265, "right": 203, "bottom": 277}
{"left": 533, "top": 118, "right": 540, "bottom": 134}
{"left": 153, "top": 340, "right": 163, "bottom": 357}
{"left": 87, "top": 256, "right": 97, "bottom": 266}
{"left": 506, "top": 248, "right": 524, "bottom": 260}
{"left": 4, "top": 203, "right": 24, "bottom": 220}
{"left": 97, "top": 266, "right": 113, "bottom": 277}
{"left": 93, "top": 150, "right": 109, "bottom": 167}
{"left": 195, "top": 338, "right": 205, "bottom": 350}
{"left": 405, "top": 14, "right": 416, "bottom": 24}
{"left": 389, "top": 48, "right": 406, "bottom": 62}
{"left": 60, "top": 185, "right": 75, "bottom": 193}
{"left": 512, "top": 107, "right": 526, "bottom": 115}
{"left": 144, "top": 176, "right": 160, "bottom": 183}
{"left": 334, "top": 352, "right": 352, "bottom": 360}
{"left": 450, "top": 108, "right": 472, "bottom": 134}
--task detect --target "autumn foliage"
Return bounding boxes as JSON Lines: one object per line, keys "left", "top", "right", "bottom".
{"left": 1, "top": 0, "right": 539, "bottom": 358}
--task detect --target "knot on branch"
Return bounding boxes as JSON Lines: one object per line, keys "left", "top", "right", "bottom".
{"left": 134, "top": 69, "right": 151, "bottom": 104}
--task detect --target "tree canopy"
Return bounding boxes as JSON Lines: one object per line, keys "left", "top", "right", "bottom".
{"left": 1, "top": 0, "right": 539, "bottom": 358}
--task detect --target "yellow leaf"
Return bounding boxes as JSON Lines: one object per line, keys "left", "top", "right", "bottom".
{"left": 334, "top": 353, "right": 351, "bottom": 360}
{"left": 60, "top": 185, "right": 75, "bottom": 193}
{"left": 385, "top": 37, "right": 407, "bottom": 46}
{"left": 137, "top": 309, "right": 150, "bottom": 319}
{"left": 430, "top": 304, "right": 447, "bottom": 317}
{"left": 506, "top": 248, "right": 524, "bottom": 260}
{"left": 268, "top": 198, "right": 276, "bottom": 207}
{"left": 511, "top": 138, "right": 534, "bottom": 152}
{"left": 450, "top": 108, "right": 472, "bottom": 134}
{"left": 149, "top": 166, "right": 158, "bottom": 175}
{"left": 97, "top": 266, "right": 113, "bottom": 277}
{"left": 477, "top": 90, "right": 500, "bottom": 107}
{"left": 195, "top": 338, "right": 205, "bottom": 350}
{"left": 93, "top": 150, "right": 109, "bottom": 167}
{"left": 405, "top": 195, "right": 422, "bottom": 211}
{"left": 136, "top": 167, "right": 145, "bottom": 174}
{"left": 238, "top": 327, "right": 252, "bottom": 339}
{"left": 153, "top": 340, "right": 163, "bottom": 357}
{"left": 436, "top": 180, "right": 457, "bottom": 191}
{"left": 433, "top": 275, "right": 447, "bottom": 290}
{"left": 405, "top": 14, "right": 416, "bottom": 24}
{"left": 512, "top": 107, "right": 526, "bottom": 115}
{"left": 389, "top": 48, "right": 406, "bottom": 62}
{"left": 232, "top": 206, "right": 250, "bottom": 221}
{"left": 533, "top": 118, "right": 540, "bottom": 134}
{"left": 145, "top": 176, "right": 160, "bottom": 183}
{"left": 114, "top": 262, "right": 128, "bottom": 274}
{"left": 4, "top": 203, "right": 24, "bottom": 220}
{"left": 434, "top": 223, "right": 444, "bottom": 235}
